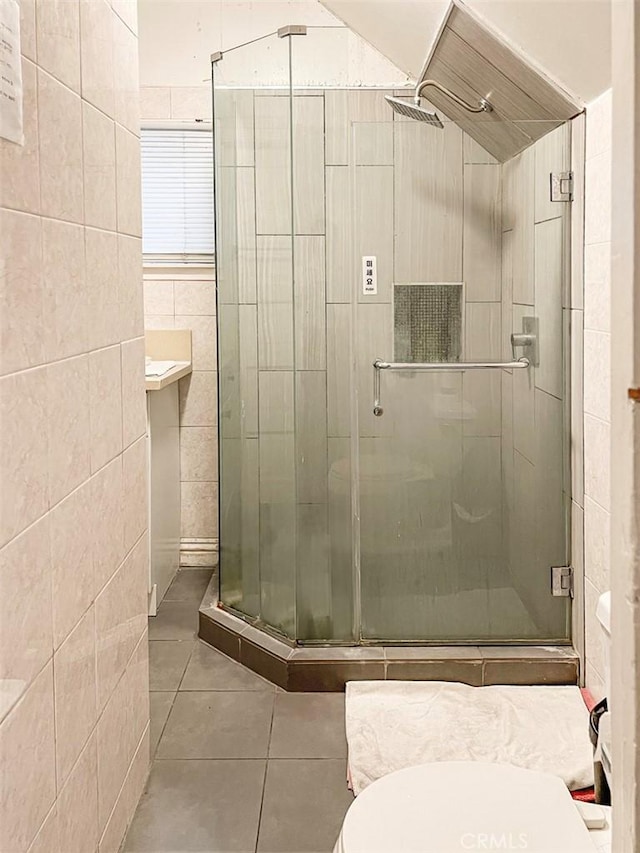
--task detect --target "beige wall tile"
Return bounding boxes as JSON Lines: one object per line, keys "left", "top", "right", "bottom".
{"left": 0, "top": 209, "right": 44, "bottom": 376}
{"left": 181, "top": 481, "right": 219, "bottom": 539}
{"left": 170, "top": 86, "right": 212, "bottom": 120}
{"left": 584, "top": 577, "right": 606, "bottom": 685}
{"left": 119, "top": 234, "right": 144, "bottom": 340}
{"left": 123, "top": 725, "right": 149, "bottom": 831}
{"left": 122, "top": 437, "right": 148, "bottom": 553}
{"left": 144, "top": 315, "right": 175, "bottom": 330}
{"left": 86, "top": 227, "right": 120, "bottom": 350}
{"left": 140, "top": 86, "right": 171, "bottom": 120}
{"left": 83, "top": 104, "right": 117, "bottom": 231}
{"left": 80, "top": 0, "right": 115, "bottom": 117}
{"left": 20, "top": 0, "right": 37, "bottom": 61}
{"left": 175, "top": 314, "right": 217, "bottom": 370}
{"left": 42, "top": 218, "right": 87, "bottom": 361}
{"left": 584, "top": 150, "right": 612, "bottom": 245}
{"left": 0, "top": 368, "right": 48, "bottom": 546}
{"left": 27, "top": 805, "right": 60, "bottom": 853}
{"left": 53, "top": 607, "right": 97, "bottom": 787}
{"left": 143, "top": 280, "right": 174, "bottom": 315}
{"left": 113, "top": 13, "right": 140, "bottom": 135}
{"left": 0, "top": 58, "right": 40, "bottom": 213}
{"left": 584, "top": 241, "right": 611, "bottom": 332}
{"left": 0, "top": 664, "right": 56, "bottom": 852}
{"left": 38, "top": 70, "right": 83, "bottom": 222}
{"left": 121, "top": 337, "right": 147, "bottom": 449}
{"left": 173, "top": 280, "right": 216, "bottom": 316}
{"left": 585, "top": 495, "right": 610, "bottom": 595}
{"left": 56, "top": 732, "right": 99, "bottom": 853}
{"left": 95, "top": 534, "right": 147, "bottom": 712}
{"left": 585, "top": 90, "right": 612, "bottom": 161}
{"left": 0, "top": 516, "right": 52, "bottom": 720}
{"left": 89, "top": 346, "right": 123, "bottom": 473}
{"left": 116, "top": 126, "right": 142, "bottom": 237}
{"left": 50, "top": 480, "right": 94, "bottom": 649}
{"left": 36, "top": 0, "right": 81, "bottom": 92}
{"left": 584, "top": 414, "right": 611, "bottom": 511}
{"left": 585, "top": 663, "right": 605, "bottom": 703}
{"left": 92, "top": 457, "right": 124, "bottom": 594}
{"left": 111, "top": 0, "right": 137, "bottom": 34}
{"left": 98, "top": 726, "right": 149, "bottom": 853}
{"left": 179, "top": 371, "right": 217, "bottom": 427}
{"left": 180, "top": 427, "right": 218, "bottom": 482}
{"left": 97, "top": 632, "right": 148, "bottom": 832}
{"left": 584, "top": 329, "right": 611, "bottom": 421}
{"left": 2, "top": 7, "right": 146, "bottom": 850}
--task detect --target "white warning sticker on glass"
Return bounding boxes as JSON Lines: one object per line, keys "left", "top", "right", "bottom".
{"left": 362, "top": 256, "right": 377, "bottom": 295}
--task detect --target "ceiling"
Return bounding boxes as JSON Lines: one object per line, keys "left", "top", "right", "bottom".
{"left": 319, "top": 0, "right": 612, "bottom": 105}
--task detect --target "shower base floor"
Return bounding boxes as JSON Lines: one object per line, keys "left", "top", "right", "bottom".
{"left": 198, "top": 598, "right": 579, "bottom": 692}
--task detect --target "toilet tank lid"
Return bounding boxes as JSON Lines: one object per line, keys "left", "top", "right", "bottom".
{"left": 596, "top": 592, "right": 611, "bottom": 633}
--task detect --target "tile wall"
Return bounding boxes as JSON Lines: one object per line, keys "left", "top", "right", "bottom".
{"left": 0, "top": 2, "right": 149, "bottom": 851}
{"left": 141, "top": 86, "right": 219, "bottom": 569}
{"left": 583, "top": 90, "right": 612, "bottom": 700}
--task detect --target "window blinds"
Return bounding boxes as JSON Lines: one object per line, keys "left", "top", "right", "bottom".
{"left": 141, "top": 127, "right": 214, "bottom": 264}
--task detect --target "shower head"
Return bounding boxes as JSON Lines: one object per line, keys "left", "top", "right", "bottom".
{"left": 384, "top": 95, "right": 444, "bottom": 128}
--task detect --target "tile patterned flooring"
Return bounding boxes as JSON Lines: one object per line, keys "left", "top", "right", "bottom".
{"left": 124, "top": 570, "right": 353, "bottom": 853}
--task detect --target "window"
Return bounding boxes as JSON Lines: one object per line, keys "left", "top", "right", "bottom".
{"left": 141, "top": 127, "right": 214, "bottom": 265}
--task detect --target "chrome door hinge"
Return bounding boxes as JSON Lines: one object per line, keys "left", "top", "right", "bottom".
{"left": 551, "top": 565, "right": 573, "bottom": 597}
{"left": 550, "top": 171, "right": 574, "bottom": 202}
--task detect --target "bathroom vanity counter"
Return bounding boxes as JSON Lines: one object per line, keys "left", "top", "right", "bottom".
{"left": 145, "top": 360, "right": 192, "bottom": 391}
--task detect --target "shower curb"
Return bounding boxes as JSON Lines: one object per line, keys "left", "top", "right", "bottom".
{"left": 198, "top": 603, "right": 580, "bottom": 692}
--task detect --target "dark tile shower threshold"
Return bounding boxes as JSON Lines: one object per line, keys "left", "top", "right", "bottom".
{"left": 199, "top": 601, "right": 579, "bottom": 692}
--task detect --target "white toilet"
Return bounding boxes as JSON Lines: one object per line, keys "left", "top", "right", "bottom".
{"left": 334, "top": 762, "right": 609, "bottom": 853}
{"left": 335, "top": 593, "right": 615, "bottom": 852}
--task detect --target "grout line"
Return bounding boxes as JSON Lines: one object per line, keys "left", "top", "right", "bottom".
{"left": 150, "top": 690, "right": 178, "bottom": 762}
{"left": 254, "top": 685, "right": 277, "bottom": 851}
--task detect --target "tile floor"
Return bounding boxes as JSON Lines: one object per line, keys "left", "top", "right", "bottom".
{"left": 124, "top": 569, "right": 354, "bottom": 853}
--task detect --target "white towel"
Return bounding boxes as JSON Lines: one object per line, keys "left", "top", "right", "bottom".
{"left": 346, "top": 680, "right": 594, "bottom": 795}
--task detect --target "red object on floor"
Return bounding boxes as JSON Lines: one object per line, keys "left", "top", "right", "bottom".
{"left": 570, "top": 688, "right": 597, "bottom": 802}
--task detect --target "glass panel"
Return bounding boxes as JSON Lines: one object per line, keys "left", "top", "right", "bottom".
{"left": 288, "top": 30, "right": 409, "bottom": 642}
{"left": 213, "top": 34, "right": 297, "bottom": 638}
{"left": 352, "top": 119, "right": 571, "bottom": 642}
{"left": 214, "top": 23, "right": 573, "bottom": 646}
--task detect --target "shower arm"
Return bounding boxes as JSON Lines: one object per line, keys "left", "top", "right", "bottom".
{"left": 415, "top": 79, "right": 493, "bottom": 115}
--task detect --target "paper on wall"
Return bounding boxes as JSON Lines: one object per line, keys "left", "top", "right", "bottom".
{"left": 0, "top": 0, "right": 23, "bottom": 145}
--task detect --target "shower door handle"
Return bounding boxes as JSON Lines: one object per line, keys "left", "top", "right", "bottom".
{"left": 372, "top": 357, "right": 530, "bottom": 416}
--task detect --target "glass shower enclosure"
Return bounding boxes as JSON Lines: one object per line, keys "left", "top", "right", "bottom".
{"left": 212, "top": 27, "right": 573, "bottom": 645}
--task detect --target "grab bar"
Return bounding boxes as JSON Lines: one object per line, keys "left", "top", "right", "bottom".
{"left": 372, "top": 357, "right": 530, "bottom": 416}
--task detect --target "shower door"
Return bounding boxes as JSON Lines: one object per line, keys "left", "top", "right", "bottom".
{"left": 351, "top": 118, "right": 572, "bottom": 643}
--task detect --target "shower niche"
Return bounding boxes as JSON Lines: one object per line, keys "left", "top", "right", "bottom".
{"left": 203, "top": 19, "right": 583, "bottom": 686}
